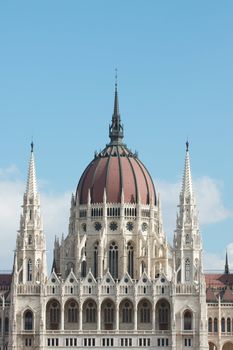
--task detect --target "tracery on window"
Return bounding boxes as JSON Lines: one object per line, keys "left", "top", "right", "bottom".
{"left": 109, "top": 242, "right": 118, "bottom": 279}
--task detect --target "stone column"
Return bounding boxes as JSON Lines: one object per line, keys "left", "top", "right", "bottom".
{"left": 97, "top": 300, "right": 101, "bottom": 331}
{"left": 60, "top": 301, "right": 64, "bottom": 331}
{"left": 134, "top": 301, "right": 137, "bottom": 331}
{"left": 115, "top": 300, "right": 119, "bottom": 331}
{"left": 79, "top": 302, "right": 83, "bottom": 331}
{"left": 152, "top": 303, "right": 156, "bottom": 330}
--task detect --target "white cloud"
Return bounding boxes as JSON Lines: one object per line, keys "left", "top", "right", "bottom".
{"left": 156, "top": 176, "right": 232, "bottom": 237}
{"left": 203, "top": 243, "right": 233, "bottom": 272}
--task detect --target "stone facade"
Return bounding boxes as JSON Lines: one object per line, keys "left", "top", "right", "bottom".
{"left": 0, "top": 89, "right": 232, "bottom": 350}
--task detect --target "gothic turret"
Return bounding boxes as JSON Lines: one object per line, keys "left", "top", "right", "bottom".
{"left": 174, "top": 142, "right": 202, "bottom": 284}
{"left": 14, "top": 143, "right": 47, "bottom": 284}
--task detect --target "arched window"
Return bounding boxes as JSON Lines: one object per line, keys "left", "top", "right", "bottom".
{"left": 140, "top": 301, "right": 151, "bottom": 323}
{"left": 27, "top": 259, "right": 32, "bottom": 281}
{"left": 214, "top": 318, "right": 218, "bottom": 332}
{"left": 227, "top": 317, "right": 231, "bottom": 333}
{"left": 208, "top": 318, "right": 212, "bottom": 332}
{"left": 85, "top": 302, "right": 96, "bottom": 323}
{"left": 104, "top": 302, "right": 114, "bottom": 324}
{"left": 185, "top": 258, "right": 191, "bottom": 281}
{"left": 68, "top": 301, "right": 78, "bottom": 323}
{"left": 81, "top": 260, "right": 87, "bottom": 278}
{"left": 127, "top": 242, "right": 134, "bottom": 278}
{"left": 122, "top": 301, "right": 132, "bottom": 323}
{"left": 184, "top": 310, "right": 192, "bottom": 330}
{"left": 94, "top": 242, "right": 98, "bottom": 278}
{"left": 4, "top": 317, "right": 9, "bottom": 333}
{"left": 24, "top": 310, "right": 33, "bottom": 330}
{"left": 158, "top": 300, "right": 170, "bottom": 330}
{"left": 221, "top": 317, "right": 225, "bottom": 332}
{"left": 109, "top": 242, "right": 118, "bottom": 279}
{"left": 50, "top": 301, "right": 60, "bottom": 324}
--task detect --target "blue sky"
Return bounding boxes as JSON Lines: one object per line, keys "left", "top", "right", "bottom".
{"left": 0, "top": 1, "right": 232, "bottom": 270}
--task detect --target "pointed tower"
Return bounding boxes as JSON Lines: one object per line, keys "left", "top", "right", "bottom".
{"left": 225, "top": 251, "right": 230, "bottom": 274}
{"left": 172, "top": 143, "right": 208, "bottom": 350}
{"left": 173, "top": 141, "right": 202, "bottom": 284}
{"left": 109, "top": 76, "right": 124, "bottom": 144}
{"left": 15, "top": 143, "right": 47, "bottom": 284}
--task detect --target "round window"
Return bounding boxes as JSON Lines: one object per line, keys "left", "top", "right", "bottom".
{"left": 94, "top": 222, "right": 102, "bottom": 231}
{"left": 126, "top": 221, "right": 133, "bottom": 231}
{"left": 110, "top": 222, "right": 118, "bottom": 231}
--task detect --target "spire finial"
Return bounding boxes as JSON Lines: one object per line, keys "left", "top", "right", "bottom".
{"left": 26, "top": 142, "right": 37, "bottom": 196}
{"left": 109, "top": 71, "right": 124, "bottom": 144}
{"left": 115, "top": 68, "right": 118, "bottom": 91}
{"left": 225, "top": 251, "right": 230, "bottom": 274}
{"left": 181, "top": 140, "right": 193, "bottom": 196}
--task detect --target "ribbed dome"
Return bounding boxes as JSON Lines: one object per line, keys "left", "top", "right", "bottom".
{"left": 76, "top": 144, "right": 156, "bottom": 205}
{"left": 76, "top": 83, "right": 156, "bottom": 206}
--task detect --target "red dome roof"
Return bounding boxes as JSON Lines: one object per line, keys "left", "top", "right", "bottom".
{"left": 76, "top": 144, "right": 156, "bottom": 205}
{"left": 76, "top": 83, "right": 156, "bottom": 205}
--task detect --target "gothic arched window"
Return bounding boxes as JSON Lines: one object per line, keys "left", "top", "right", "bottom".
{"left": 94, "top": 242, "right": 99, "bottom": 278}
{"left": 214, "top": 318, "right": 218, "bottom": 332}
{"left": 4, "top": 317, "right": 9, "bottom": 333}
{"left": 104, "top": 302, "right": 114, "bottom": 324}
{"left": 109, "top": 242, "right": 118, "bottom": 279}
{"left": 27, "top": 259, "right": 32, "bottom": 281}
{"left": 50, "top": 301, "right": 60, "bottom": 324}
{"left": 221, "top": 317, "right": 225, "bottom": 333}
{"left": 127, "top": 242, "right": 134, "bottom": 278}
{"left": 24, "top": 310, "right": 33, "bottom": 330}
{"left": 140, "top": 301, "right": 151, "bottom": 323}
{"left": 122, "top": 301, "right": 132, "bottom": 323}
{"left": 68, "top": 301, "right": 78, "bottom": 323}
{"left": 85, "top": 302, "right": 96, "bottom": 323}
{"left": 158, "top": 300, "right": 170, "bottom": 330}
{"left": 185, "top": 258, "right": 191, "bottom": 281}
{"left": 208, "top": 318, "right": 212, "bottom": 332}
{"left": 184, "top": 310, "right": 192, "bottom": 330}
{"left": 227, "top": 317, "right": 231, "bottom": 333}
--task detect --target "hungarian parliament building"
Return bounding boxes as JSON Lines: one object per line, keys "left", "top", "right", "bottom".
{"left": 0, "top": 85, "right": 233, "bottom": 350}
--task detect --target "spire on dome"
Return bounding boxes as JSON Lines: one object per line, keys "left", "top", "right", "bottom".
{"left": 225, "top": 251, "right": 230, "bottom": 274}
{"left": 181, "top": 141, "right": 193, "bottom": 197}
{"left": 109, "top": 69, "right": 124, "bottom": 144}
{"left": 26, "top": 142, "right": 37, "bottom": 197}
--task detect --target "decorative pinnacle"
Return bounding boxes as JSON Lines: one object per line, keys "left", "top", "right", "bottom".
{"left": 109, "top": 70, "right": 124, "bottom": 144}
{"left": 26, "top": 142, "right": 37, "bottom": 197}
{"left": 225, "top": 251, "right": 230, "bottom": 274}
{"left": 181, "top": 141, "right": 193, "bottom": 196}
